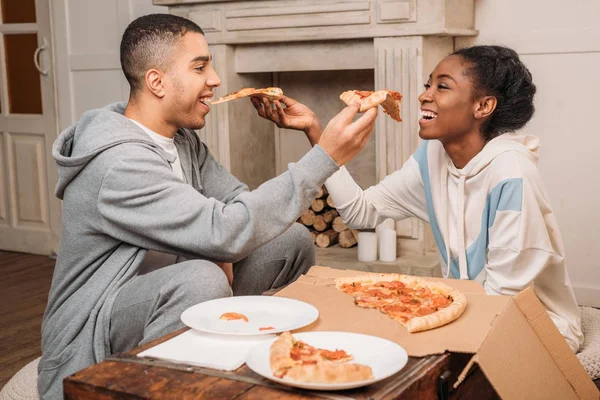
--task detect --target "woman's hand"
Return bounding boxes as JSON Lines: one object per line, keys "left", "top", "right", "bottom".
{"left": 251, "top": 96, "right": 322, "bottom": 146}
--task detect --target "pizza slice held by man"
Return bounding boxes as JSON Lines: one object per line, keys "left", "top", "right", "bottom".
{"left": 210, "top": 87, "right": 284, "bottom": 104}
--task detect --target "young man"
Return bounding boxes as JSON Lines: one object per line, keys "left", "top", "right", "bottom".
{"left": 38, "top": 13, "right": 377, "bottom": 398}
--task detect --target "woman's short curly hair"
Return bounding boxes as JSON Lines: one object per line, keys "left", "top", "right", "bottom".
{"left": 451, "top": 45, "right": 537, "bottom": 141}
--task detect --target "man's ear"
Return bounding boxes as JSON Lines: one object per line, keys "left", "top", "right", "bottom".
{"left": 145, "top": 69, "right": 166, "bottom": 98}
{"left": 474, "top": 96, "right": 497, "bottom": 120}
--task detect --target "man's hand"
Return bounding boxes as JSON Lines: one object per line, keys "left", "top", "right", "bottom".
{"left": 251, "top": 96, "right": 322, "bottom": 146}
{"left": 216, "top": 262, "right": 234, "bottom": 286}
{"left": 318, "top": 103, "right": 378, "bottom": 166}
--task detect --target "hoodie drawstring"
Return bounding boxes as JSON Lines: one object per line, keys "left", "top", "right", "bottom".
{"left": 457, "top": 175, "right": 469, "bottom": 279}
{"left": 440, "top": 166, "right": 451, "bottom": 279}
{"left": 440, "top": 163, "right": 469, "bottom": 280}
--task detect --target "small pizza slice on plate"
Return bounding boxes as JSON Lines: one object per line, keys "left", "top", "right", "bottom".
{"left": 210, "top": 87, "right": 284, "bottom": 104}
{"left": 339, "top": 90, "right": 403, "bottom": 122}
{"left": 219, "top": 312, "right": 249, "bottom": 322}
{"left": 269, "top": 331, "right": 373, "bottom": 383}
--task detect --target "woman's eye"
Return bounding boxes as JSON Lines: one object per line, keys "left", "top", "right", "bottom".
{"left": 437, "top": 84, "right": 449, "bottom": 90}
{"left": 424, "top": 83, "right": 431, "bottom": 89}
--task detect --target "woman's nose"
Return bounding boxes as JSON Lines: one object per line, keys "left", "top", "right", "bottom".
{"left": 419, "top": 89, "right": 432, "bottom": 104}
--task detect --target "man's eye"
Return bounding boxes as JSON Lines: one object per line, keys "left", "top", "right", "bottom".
{"left": 195, "top": 66, "right": 205, "bottom": 72}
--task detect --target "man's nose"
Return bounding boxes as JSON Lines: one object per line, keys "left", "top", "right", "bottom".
{"left": 208, "top": 69, "right": 221, "bottom": 87}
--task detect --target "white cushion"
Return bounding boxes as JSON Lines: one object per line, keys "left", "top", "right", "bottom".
{"left": 0, "top": 357, "right": 40, "bottom": 400}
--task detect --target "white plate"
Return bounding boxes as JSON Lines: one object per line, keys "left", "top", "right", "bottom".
{"left": 181, "top": 296, "right": 319, "bottom": 335}
{"left": 245, "top": 331, "right": 408, "bottom": 391}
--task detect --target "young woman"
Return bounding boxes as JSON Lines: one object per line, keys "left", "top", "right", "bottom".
{"left": 323, "top": 45, "right": 583, "bottom": 352}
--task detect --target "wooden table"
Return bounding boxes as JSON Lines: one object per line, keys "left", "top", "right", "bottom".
{"left": 63, "top": 328, "right": 500, "bottom": 399}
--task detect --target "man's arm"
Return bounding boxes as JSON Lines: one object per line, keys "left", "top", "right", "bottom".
{"left": 98, "top": 144, "right": 337, "bottom": 263}
{"left": 97, "top": 103, "right": 376, "bottom": 262}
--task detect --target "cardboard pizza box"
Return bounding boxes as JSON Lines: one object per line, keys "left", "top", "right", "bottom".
{"left": 275, "top": 266, "right": 599, "bottom": 400}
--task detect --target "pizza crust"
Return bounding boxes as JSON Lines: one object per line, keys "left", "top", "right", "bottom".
{"left": 269, "top": 331, "right": 296, "bottom": 378}
{"left": 405, "top": 288, "right": 467, "bottom": 333}
{"left": 339, "top": 90, "right": 402, "bottom": 122}
{"left": 210, "top": 87, "right": 284, "bottom": 104}
{"left": 284, "top": 362, "right": 374, "bottom": 384}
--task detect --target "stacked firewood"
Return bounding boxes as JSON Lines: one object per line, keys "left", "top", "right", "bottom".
{"left": 298, "top": 186, "right": 359, "bottom": 248}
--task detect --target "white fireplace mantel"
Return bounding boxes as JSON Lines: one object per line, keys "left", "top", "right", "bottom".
{"left": 155, "top": 0, "right": 477, "bottom": 257}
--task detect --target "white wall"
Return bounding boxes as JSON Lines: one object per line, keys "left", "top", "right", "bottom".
{"left": 457, "top": 0, "right": 600, "bottom": 307}
{"left": 51, "top": 0, "right": 167, "bottom": 132}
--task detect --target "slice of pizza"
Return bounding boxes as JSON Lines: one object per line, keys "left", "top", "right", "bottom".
{"left": 210, "top": 87, "right": 284, "bottom": 105}
{"left": 339, "top": 90, "right": 403, "bottom": 122}
{"left": 335, "top": 273, "right": 467, "bottom": 333}
{"left": 269, "top": 331, "right": 372, "bottom": 382}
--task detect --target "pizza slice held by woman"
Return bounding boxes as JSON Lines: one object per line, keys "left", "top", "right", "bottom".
{"left": 339, "top": 90, "right": 403, "bottom": 122}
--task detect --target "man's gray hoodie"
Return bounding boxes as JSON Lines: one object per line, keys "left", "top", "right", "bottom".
{"left": 38, "top": 102, "right": 339, "bottom": 398}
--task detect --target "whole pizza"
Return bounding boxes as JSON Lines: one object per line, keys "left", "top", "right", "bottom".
{"left": 335, "top": 273, "right": 467, "bottom": 333}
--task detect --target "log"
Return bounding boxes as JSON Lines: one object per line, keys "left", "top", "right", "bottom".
{"left": 332, "top": 216, "right": 347, "bottom": 233}
{"left": 322, "top": 209, "right": 339, "bottom": 223}
{"left": 311, "top": 198, "right": 326, "bottom": 213}
{"left": 315, "top": 229, "right": 339, "bottom": 248}
{"left": 326, "top": 195, "right": 335, "bottom": 208}
{"left": 300, "top": 209, "right": 315, "bottom": 226}
{"left": 312, "top": 215, "right": 331, "bottom": 232}
{"left": 338, "top": 229, "right": 358, "bottom": 248}
{"left": 311, "top": 230, "right": 318, "bottom": 243}
{"left": 315, "top": 186, "right": 329, "bottom": 199}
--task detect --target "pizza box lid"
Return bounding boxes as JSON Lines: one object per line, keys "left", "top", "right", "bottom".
{"left": 275, "top": 266, "right": 598, "bottom": 399}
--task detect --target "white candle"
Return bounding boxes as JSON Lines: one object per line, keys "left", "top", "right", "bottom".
{"left": 376, "top": 219, "right": 396, "bottom": 248}
{"left": 357, "top": 232, "right": 377, "bottom": 262}
{"left": 378, "top": 228, "right": 397, "bottom": 262}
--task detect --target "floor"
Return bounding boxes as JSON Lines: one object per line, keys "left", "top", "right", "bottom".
{"left": 0, "top": 250, "right": 54, "bottom": 389}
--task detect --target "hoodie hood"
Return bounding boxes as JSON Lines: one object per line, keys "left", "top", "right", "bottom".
{"left": 440, "top": 132, "right": 540, "bottom": 279}
{"left": 53, "top": 102, "right": 174, "bottom": 199}
{"left": 446, "top": 132, "right": 540, "bottom": 178}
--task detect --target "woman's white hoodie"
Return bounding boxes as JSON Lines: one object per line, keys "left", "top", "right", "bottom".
{"left": 325, "top": 134, "right": 583, "bottom": 352}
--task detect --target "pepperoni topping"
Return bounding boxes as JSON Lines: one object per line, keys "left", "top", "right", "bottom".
{"left": 219, "top": 312, "right": 248, "bottom": 322}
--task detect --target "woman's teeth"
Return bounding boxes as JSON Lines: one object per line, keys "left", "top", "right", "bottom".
{"left": 421, "top": 110, "right": 437, "bottom": 120}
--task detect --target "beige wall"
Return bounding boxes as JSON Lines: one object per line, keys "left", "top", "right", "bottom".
{"left": 457, "top": 0, "right": 600, "bottom": 306}
{"left": 51, "top": 0, "right": 167, "bottom": 132}
{"left": 50, "top": 0, "right": 599, "bottom": 306}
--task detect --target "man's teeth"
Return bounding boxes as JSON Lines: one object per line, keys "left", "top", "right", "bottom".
{"left": 200, "top": 96, "right": 212, "bottom": 104}
{"left": 421, "top": 110, "right": 437, "bottom": 120}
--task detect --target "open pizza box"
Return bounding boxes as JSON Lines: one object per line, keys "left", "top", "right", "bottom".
{"left": 275, "top": 266, "right": 599, "bottom": 399}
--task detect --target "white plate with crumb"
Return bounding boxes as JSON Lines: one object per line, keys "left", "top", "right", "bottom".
{"left": 181, "top": 296, "right": 319, "bottom": 335}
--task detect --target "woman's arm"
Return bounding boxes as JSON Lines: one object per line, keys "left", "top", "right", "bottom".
{"left": 325, "top": 156, "right": 429, "bottom": 229}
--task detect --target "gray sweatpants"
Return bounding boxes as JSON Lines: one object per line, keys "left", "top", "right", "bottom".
{"left": 109, "top": 223, "right": 314, "bottom": 353}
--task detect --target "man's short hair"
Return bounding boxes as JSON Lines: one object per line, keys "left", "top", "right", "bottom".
{"left": 120, "top": 13, "right": 204, "bottom": 94}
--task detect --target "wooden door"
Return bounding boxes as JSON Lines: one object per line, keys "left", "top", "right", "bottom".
{"left": 0, "top": 0, "right": 60, "bottom": 255}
